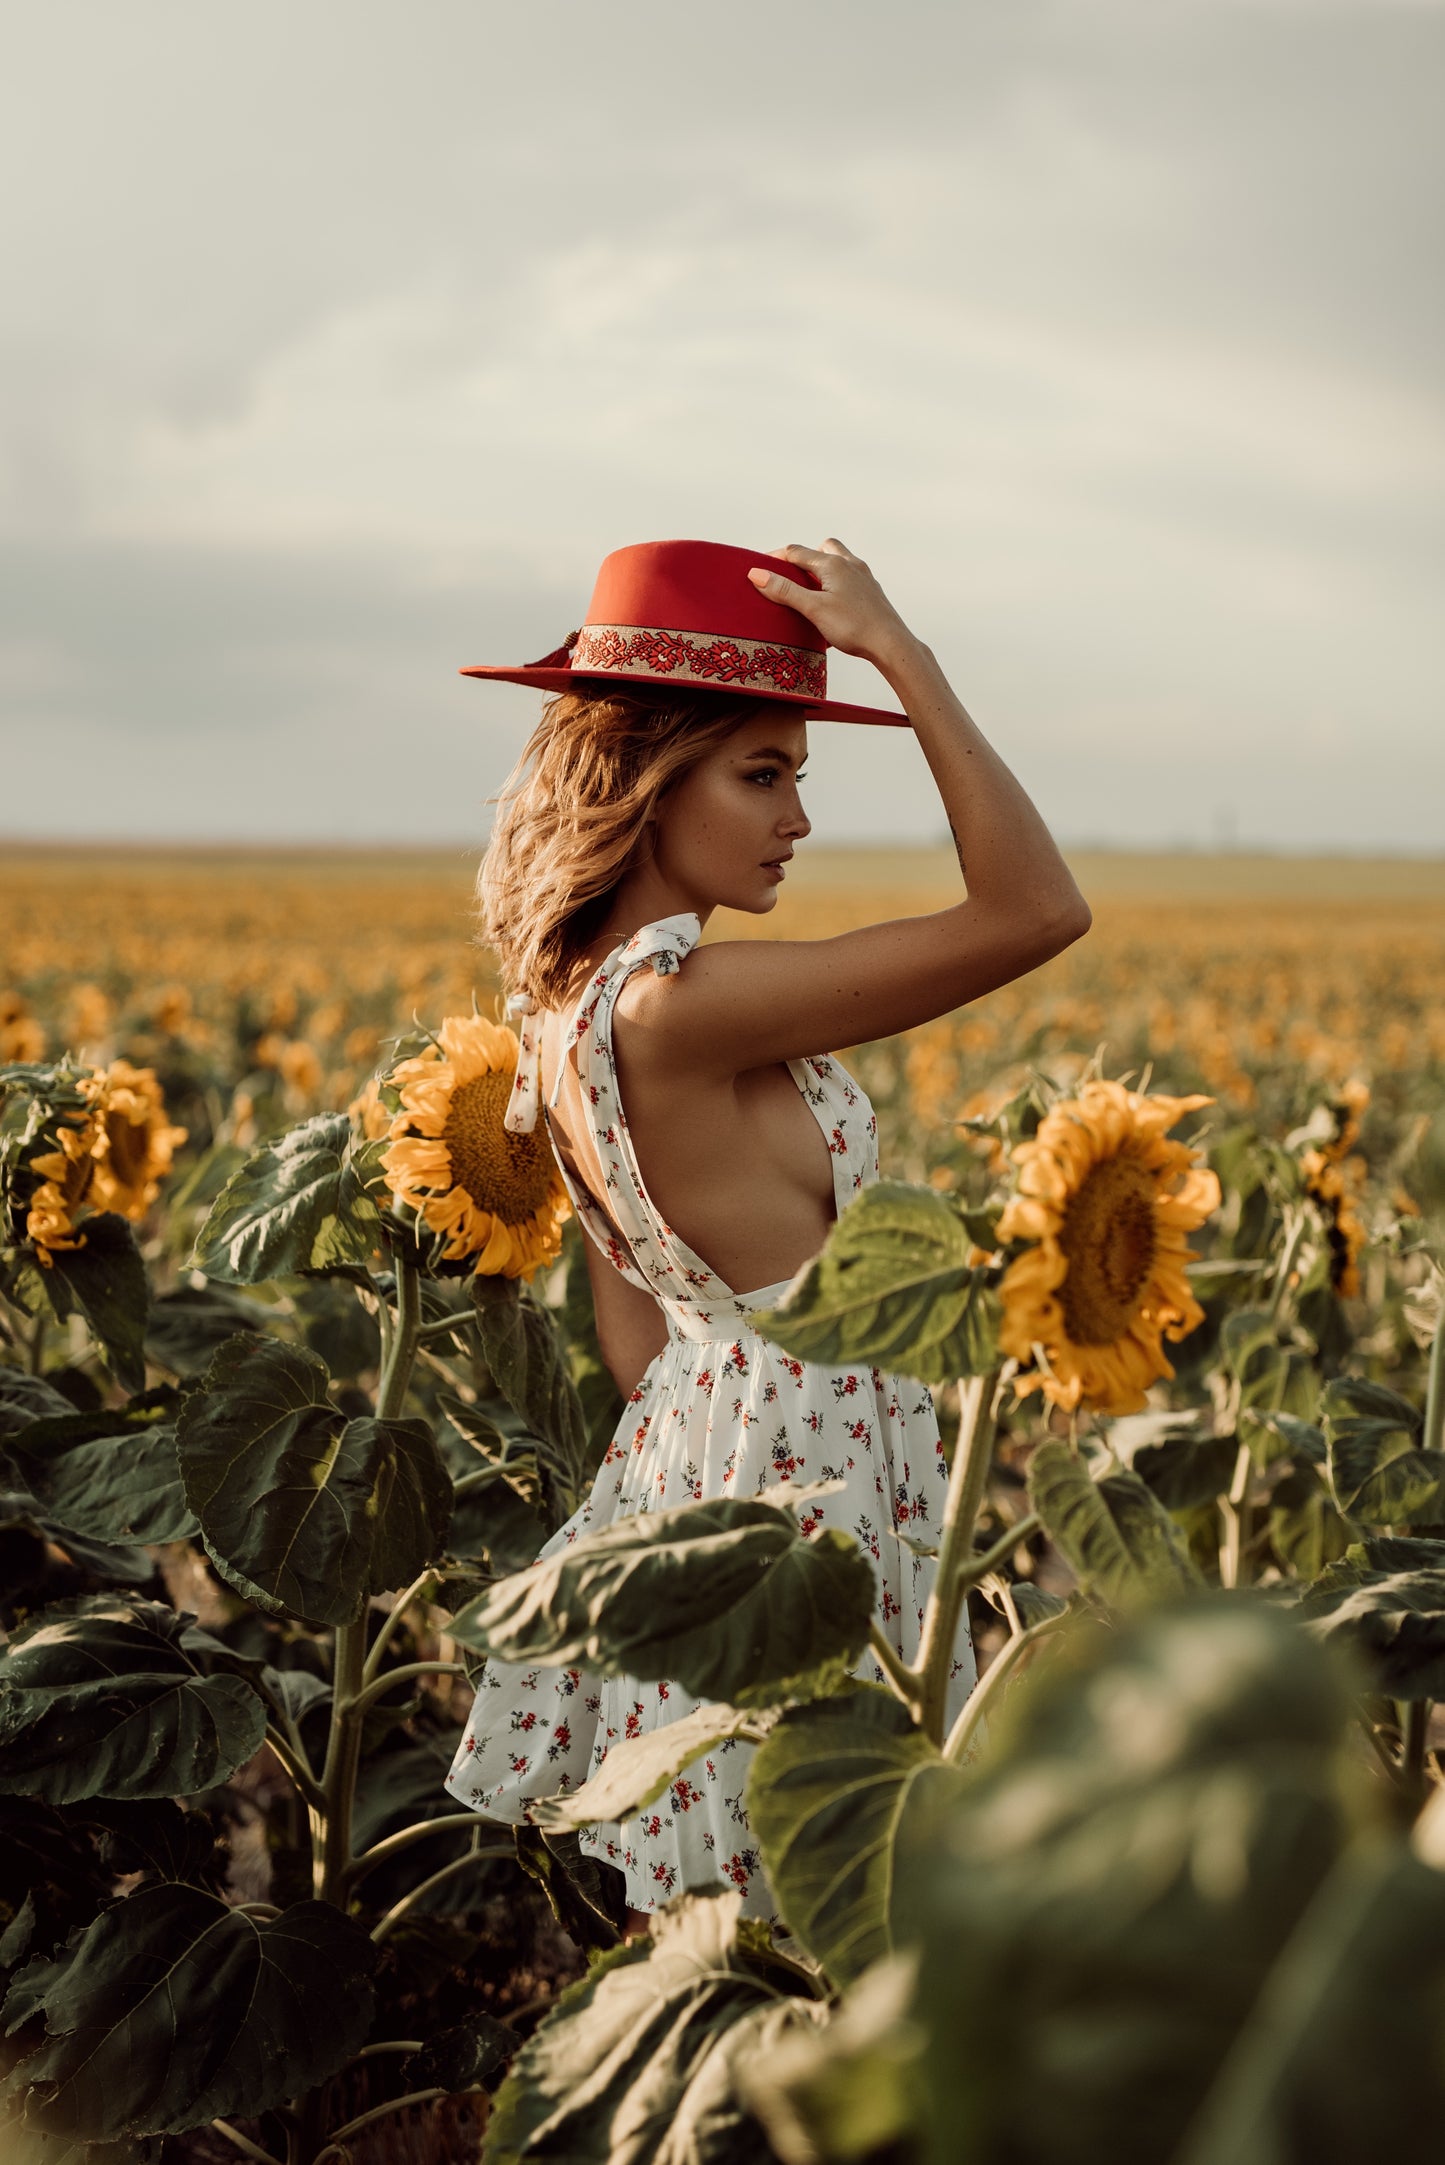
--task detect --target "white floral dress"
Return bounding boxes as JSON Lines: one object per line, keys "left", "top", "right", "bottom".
{"left": 444, "top": 912, "right": 977, "bottom": 1918}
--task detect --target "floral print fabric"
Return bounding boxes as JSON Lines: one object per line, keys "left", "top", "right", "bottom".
{"left": 444, "top": 912, "right": 978, "bottom": 1918}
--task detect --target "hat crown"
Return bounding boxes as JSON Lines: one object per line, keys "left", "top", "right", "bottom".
{"left": 584, "top": 539, "right": 825, "bottom": 654}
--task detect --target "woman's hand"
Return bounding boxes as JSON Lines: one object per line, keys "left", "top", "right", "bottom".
{"left": 746, "top": 538, "right": 918, "bottom": 670}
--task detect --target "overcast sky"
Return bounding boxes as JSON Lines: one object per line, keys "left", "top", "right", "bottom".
{"left": 1, "top": 0, "right": 1441, "bottom": 852}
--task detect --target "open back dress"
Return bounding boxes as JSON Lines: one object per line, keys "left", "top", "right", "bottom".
{"left": 444, "top": 911, "right": 978, "bottom": 1917}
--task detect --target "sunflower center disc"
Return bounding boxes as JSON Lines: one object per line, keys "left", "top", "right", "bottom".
{"left": 1057, "top": 1151, "right": 1159, "bottom": 1344}
{"left": 442, "top": 1069, "right": 557, "bottom": 1223}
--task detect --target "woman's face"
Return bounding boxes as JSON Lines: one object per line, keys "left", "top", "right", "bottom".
{"left": 652, "top": 705, "right": 812, "bottom": 915}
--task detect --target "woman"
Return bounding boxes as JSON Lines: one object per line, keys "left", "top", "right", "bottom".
{"left": 444, "top": 535, "right": 1091, "bottom": 1927}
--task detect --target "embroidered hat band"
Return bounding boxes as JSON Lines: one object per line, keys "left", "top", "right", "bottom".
{"left": 460, "top": 537, "right": 908, "bottom": 730}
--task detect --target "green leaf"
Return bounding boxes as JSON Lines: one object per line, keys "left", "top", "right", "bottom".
{"left": 175, "top": 1334, "right": 452, "bottom": 1626}
{"left": 485, "top": 1887, "right": 823, "bottom": 2164}
{"left": 448, "top": 1493, "right": 876, "bottom": 1709}
{"left": 752, "top": 1182, "right": 1000, "bottom": 1386}
{"left": 512, "top": 1826, "right": 629, "bottom": 1955}
{"left": 1323, "top": 1376, "right": 1439, "bottom": 1526}
{"left": 885, "top": 1599, "right": 1362, "bottom": 2165}
{"left": 403, "top": 2013, "right": 517, "bottom": 2094}
{"left": 143, "top": 1281, "right": 278, "bottom": 1375}
{"left": 1174, "top": 1841, "right": 1445, "bottom": 2165}
{"left": 747, "top": 1688, "right": 947, "bottom": 1989}
{"left": 0, "top": 1486, "right": 155, "bottom": 1590}
{"left": 5, "top": 1391, "right": 196, "bottom": 1546}
{"left": 1105, "top": 1411, "right": 1238, "bottom": 1512}
{"left": 2, "top": 1883, "right": 375, "bottom": 2138}
{"left": 743, "top": 1954, "right": 925, "bottom": 2164}
{"left": 531, "top": 1703, "right": 769, "bottom": 1833}
{"left": 39, "top": 1216, "right": 150, "bottom": 1394}
{"left": 1299, "top": 1536, "right": 1445, "bottom": 1699}
{"left": 1026, "top": 1440, "right": 1204, "bottom": 1606}
{"left": 188, "top": 1113, "right": 381, "bottom": 1284}
{"left": 1267, "top": 1465, "right": 1353, "bottom": 1583}
{"left": 469, "top": 1277, "right": 589, "bottom": 1523}
{"left": 0, "top": 1596, "right": 266, "bottom": 1804}
{"left": 0, "top": 1371, "right": 75, "bottom": 1443}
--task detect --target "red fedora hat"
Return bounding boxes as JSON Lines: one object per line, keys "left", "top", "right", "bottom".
{"left": 460, "top": 538, "right": 909, "bottom": 728}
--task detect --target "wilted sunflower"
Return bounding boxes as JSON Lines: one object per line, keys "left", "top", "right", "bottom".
{"left": 381, "top": 1015, "right": 571, "bottom": 1279}
{"left": 82, "top": 1060, "right": 188, "bottom": 1219}
{"left": 996, "top": 1079, "right": 1221, "bottom": 1415}
{"left": 1298, "top": 1079, "right": 1369, "bottom": 1298}
{"left": 24, "top": 1061, "right": 186, "bottom": 1265}
{"left": 25, "top": 1107, "right": 104, "bottom": 1265}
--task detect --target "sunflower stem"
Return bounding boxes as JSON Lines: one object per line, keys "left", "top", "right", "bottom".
{"left": 349, "top": 1658, "right": 466, "bottom": 1716}
{"left": 942, "top": 1612, "right": 1067, "bottom": 1766}
{"left": 361, "top": 1567, "right": 440, "bottom": 1689}
{"left": 1424, "top": 1298, "right": 1445, "bottom": 1462}
{"left": 1269, "top": 1208, "right": 1308, "bottom": 1325}
{"left": 1218, "top": 1437, "right": 1255, "bottom": 1590}
{"left": 315, "top": 1253, "right": 424, "bottom": 1905}
{"left": 915, "top": 1367, "right": 1003, "bottom": 1748}
{"left": 1399, "top": 1697, "right": 1432, "bottom": 1806}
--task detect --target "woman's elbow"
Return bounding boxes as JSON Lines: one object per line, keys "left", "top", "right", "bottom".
{"left": 1029, "top": 894, "right": 1092, "bottom": 966}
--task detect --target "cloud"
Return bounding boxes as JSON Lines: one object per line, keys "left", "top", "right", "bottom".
{"left": 1, "top": 0, "right": 1440, "bottom": 848}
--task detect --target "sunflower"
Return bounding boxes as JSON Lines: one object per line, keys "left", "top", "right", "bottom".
{"left": 1299, "top": 1078, "right": 1370, "bottom": 1298}
{"left": 995, "top": 1079, "right": 1221, "bottom": 1416}
{"left": 25, "top": 1107, "right": 104, "bottom": 1265}
{"left": 23, "top": 1061, "right": 186, "bottom": 1266}
{"left": 381, "top": 1015, "right": 571, "bottom": 1279}
{"left": 82, "top": 1060, "right": 189, "bottom": 1220}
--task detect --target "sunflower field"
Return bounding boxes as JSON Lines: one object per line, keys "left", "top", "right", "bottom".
{"left": 2, "top": 842, "right": 1444, "bottom": 2165}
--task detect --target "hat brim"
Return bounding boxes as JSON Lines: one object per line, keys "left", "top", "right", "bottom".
{"left": 458, "top": 663, "right": 910, "bottom": 729}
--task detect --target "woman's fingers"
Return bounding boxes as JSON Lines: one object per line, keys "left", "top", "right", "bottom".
{"left": 746, "top": 563, "right": 818, "bottom": 609}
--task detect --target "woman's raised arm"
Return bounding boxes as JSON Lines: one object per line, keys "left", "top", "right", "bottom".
{"left": 620, "top": 537, "right": 1092, "bottom": 1075}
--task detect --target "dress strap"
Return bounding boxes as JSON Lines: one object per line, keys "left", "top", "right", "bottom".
{"left": 547, "top": 913, "right": 701, "bottom": 1114}
{"left": 502, "top": 993, "right": 542, "bottom": 1135}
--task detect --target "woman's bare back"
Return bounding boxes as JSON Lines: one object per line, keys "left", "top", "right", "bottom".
{"left": 539, "top": 986, "right": 838, "bottom": 1297}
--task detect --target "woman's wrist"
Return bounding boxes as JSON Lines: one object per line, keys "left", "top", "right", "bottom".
{"left": 870, "top": 625, "right": 941, "bottom": 692}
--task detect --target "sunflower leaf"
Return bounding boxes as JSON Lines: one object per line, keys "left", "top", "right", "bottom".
{"left": 175, "top": 1334, "right": 453, "bottom": 1626}
{"left": 187, "top": 1112, "right": 381, "bottom": 1285}
{"left": 1323, "top": 1375, "right": 1440, "bottom": 1526}
{"left": 752, "top": 1182, "right": 1001, "bottom": 1386}
{"left": 4, "top": 1389, "right": 196, "bottom": 1547}
{"left": 0, "top": 1594, "right": 267, "bottom": 1804}
{"left": 469, "top": 1277, "right": 589, "bottom": 1523}
{"left": 447, "top": 1492, "right": 877, "bottom": 1709}
{"left": 1299, "top": 1536, "right": 1445, "bottom": 1698}
{"left": 747, "top": 1687, "right": 952, "bottom": 1989}
{"left": 35, "top": 1215, "right": 150, "bottom": 1394}
{"left": 484, "top": 1887, "right": 823, "bottom": 2165}
{"left": 531, "top": 1701, "right": 771, "bottom": 1832}
{"left": 1, "top": 1883, "right": 375, "bottom": 2138}
{"left": 1026, "top": 1439, "right": 1204, "bottom": 1606}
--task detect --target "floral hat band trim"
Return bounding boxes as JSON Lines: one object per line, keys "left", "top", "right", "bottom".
{"left": 570, "top": 623, "right": 828, "bottom": 701}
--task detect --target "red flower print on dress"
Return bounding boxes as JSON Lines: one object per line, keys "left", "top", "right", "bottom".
{"left": 624, "top": 1702, "right": 645, "bottom": 1739}
{"left": 547, "top": 1722, "right": 572, "bottom": 1760}
{"left": 511, "top": 1710, "right": 538, "bottom": 1733}
{"left": 832, "top": 1373, "right": 860, "bottom": 1400}
{"left": 696, "top": 1368, "right": 714, "bottom": 1392}
{"left": 671, "top": 1778, "right": 704, "bottom": 1813}
{"left": 798, "top": 1507, "right": 825, "bottom": 1538}
{"left": 724, "top": 1849, "right": 758, "bottom": 1889}
{"left": 510, "top": 1754, "right": 530, "bottom": 1775}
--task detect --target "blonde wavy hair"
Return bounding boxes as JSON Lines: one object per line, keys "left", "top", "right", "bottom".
{"left": 478, "top": 682, "right": 761, "bottom": 1012}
